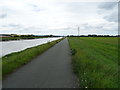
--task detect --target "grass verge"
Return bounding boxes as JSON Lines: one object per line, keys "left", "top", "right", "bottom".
{"left": 68, "top": 37, "right": 118, "bottom": 88}
{"left": 2, "top": 38, "right": 64, "bottom": 78}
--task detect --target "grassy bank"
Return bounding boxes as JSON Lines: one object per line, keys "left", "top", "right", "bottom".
{"left": 68, "top": 37, "right": 118, "bottom": 88}
{"left": 2, "top": 38, "right": 64, "bottom": 78}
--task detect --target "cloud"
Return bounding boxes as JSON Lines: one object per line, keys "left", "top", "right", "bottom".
{"left": 2, "top": 24, "right": 21, "bottom": 27}
{"left": 98, "top": 2, "right": 117, "bottom": 10}
{"left": 28, "top": 4, "right": 46, "bottom": 12}
{"left": 104, "top": 11, "right": 118, "bottom": 22}
{"left": 0, "top": 0, "right": 118, "bottom": 35}
{"left": 97, "top": 2, "right": 118, "bottom": 23}
{"left": 0, "top": 14, "right": 7, "bottom": 18}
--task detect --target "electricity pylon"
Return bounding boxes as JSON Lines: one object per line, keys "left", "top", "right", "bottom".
{"left": 78, "top": 26, "right": 80, "bottom": 36}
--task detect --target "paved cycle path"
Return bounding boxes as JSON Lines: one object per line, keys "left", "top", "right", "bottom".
{"left": 3, "top": 38, "right": 79, "bottom": 88}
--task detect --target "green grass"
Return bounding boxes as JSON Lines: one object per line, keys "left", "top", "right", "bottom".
{"left": 0, "top": 59, "right": 1, "bottom": 80}
{"left": 68, "top": 37, "right": 118, "bottom": 88}
{"left": 2, "top": 38, "right": 64, "bottom": 78}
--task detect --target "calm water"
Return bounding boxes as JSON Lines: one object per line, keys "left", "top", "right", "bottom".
{"left": 0, "top": 37, "right": 62, "bottom": 57}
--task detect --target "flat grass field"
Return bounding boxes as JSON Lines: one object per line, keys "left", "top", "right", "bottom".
{"left": 68, "top": 37, "right": 118, "bottom": 88}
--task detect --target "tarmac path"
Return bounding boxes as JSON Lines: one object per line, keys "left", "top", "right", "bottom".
{"left": 3, "top": 38, "right": 79, "bottom": 88}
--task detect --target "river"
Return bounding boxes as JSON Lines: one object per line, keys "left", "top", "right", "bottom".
{"left": 0, "top": 37, "right": 62, "bottom": 57}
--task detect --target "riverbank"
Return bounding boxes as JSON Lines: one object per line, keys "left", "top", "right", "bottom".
{"left": 2, "top": 38, "right": 64, "bottom": 78}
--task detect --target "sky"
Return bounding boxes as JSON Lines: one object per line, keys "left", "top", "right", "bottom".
{"left": 0, "top": 0, "right": 119, "bottom": 35}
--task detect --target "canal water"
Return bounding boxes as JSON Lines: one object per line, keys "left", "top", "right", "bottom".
{"left": 0, "top": 37, "right": 62, "bottom": 57}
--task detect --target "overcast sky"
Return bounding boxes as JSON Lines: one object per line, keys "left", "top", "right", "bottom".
{"left": 0, "top": 0, "right": 118, "bottom": 35}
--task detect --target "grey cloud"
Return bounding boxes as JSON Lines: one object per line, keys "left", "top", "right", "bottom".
{"left": 119, "top": 2, "right": 120, "bottom": 22}
{"left": 29, "top": 4, "right": 46, "bottom": 12}
{"left": 98, "top": 2, "right": 117, "bottom": 10}
{"left": 1, "top": 23, "right": 47, "bottom": 34}
{"left": 30, "top": 4, "right": 38, "bottom": 8}
{"left": 62, "top": 2, "right": 90, "bottom": 13}
{"left": 0, "top": 14, "right": 7, "bottom": 18}
{"left": 65, "top": 2, "right": 82, "bottom": 12}
{"left": 80, "top": 23, "right": 117, "bottom": 35}
{"left": 0, "top": 7, "right": 17, "bottom": 19}
{"left": 51, "top": 26, "right": 76, "bottom": 31}
{"left": 104, "top": 12, "right": 118, "bottom": 22}
{"left": 81, "top": 23, "right": 106, "bottom": 31}
{"left": 98, "top": 2, "right": 118, "bottom": 23}
{"left": 2, "top": 24, "right": 21, "bottom": 28}
{"left": 82, "top": 23, "right": 93, "bottom": 29}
